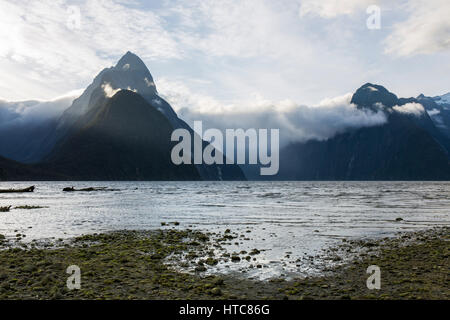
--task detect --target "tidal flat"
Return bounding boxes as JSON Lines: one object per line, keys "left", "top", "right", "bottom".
{"left": 0, "top": 226, "right": 448, "bottom": 300}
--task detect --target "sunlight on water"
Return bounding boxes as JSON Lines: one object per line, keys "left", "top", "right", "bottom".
{"left": 1, "top": 181, "right": 449, "bottom": 279}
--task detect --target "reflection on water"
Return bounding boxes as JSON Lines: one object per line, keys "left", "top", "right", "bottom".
{"left": 0, "top": 181, "right": 449, "bottom": 279}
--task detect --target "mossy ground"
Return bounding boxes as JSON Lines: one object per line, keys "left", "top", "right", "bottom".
{"left": 282, "top": 227, "right": 449, "bottom": 300}
{"left": 0, "top": 227, "right": 448, "bottom": 300}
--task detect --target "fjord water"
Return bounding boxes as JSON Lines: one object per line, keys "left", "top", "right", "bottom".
{"left": 1, "top": 181, "right": 449, "bottom": 279}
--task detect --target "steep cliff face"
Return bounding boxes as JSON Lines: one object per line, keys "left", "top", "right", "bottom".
{"left": 0, "top": 52, "right": 245, "bottom": 181}
{"left": 278, "top": 84, "right": 450, "bottom": 180}
{"left": 42, "top": 90, "right": 201, "bottom": 181}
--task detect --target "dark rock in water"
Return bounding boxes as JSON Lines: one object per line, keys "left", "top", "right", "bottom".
{"left": 395, "top": 217, "right": 404, "bottom": 222}
{"left": 231, "top": 255, "right": 241, "bottom": 262}
{"left": 0, "top": 186, "right": 34, "bottom": 193}
{"left": 63, "top": 187, "right": 115, "bottom": 192}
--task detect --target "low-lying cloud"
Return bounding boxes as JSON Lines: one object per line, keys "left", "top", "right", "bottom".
{"left": 0, "top": 79, "right": 391, "bottom": 151}
{"left": 0, "top": 91, "right": 80, "bottom": 129}
{"left": 158, "top": 79, "right": 387, "bottom": 147}
{"left": 392, "top": 102, "right": 425, "bottom": 116}
{"left": 427, "top": 108, "right": 441, "bottom": 117}
{"left": 101, "top": 83, "right": 121, "bottom": 98}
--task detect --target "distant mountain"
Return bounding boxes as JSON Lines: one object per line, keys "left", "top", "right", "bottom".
{"left": 351, "top": 83, "right": 398, "bottom": 110}
{"left": 0, "top": 155, "right": 63, "bottom": 181}
{"left": 41, "top": 90, "right": 201, "bottom": 180}
{"left": 0, "top": 96, "right": 74, "bottom": 163}
{"left": 417, "top": 94, "right": 450, "bottom": 139}
{"left": 0, "top": 115, "right": 59, "bottom": 163}
{"left": 35, "top": 51, "right": 179, "bottom": 164}
{"left": 278, "top": 83, "right": 450, "bottom": 180}
{"left": 0, "top": 52, "right": 245, "bottom": 181}
{"left": 433, "top": 92, "right": 450, "bottom": 105}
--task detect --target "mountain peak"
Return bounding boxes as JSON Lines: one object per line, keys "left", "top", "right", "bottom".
{"left": 417, "top": 93, "right": 427, "bottom": 100}
{"left": 351, "top": 83, "right": 398, "bottom": 109}
{"left": 433, "top": 92, "right": 450, "bottom": 105}
{"left": 115, "top": 51, "right": 148, "bottom": 72}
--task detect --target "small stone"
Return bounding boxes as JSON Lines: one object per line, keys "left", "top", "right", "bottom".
{"left": 195, "top": 266, "right": 207, "bottom": 272}
{"left": 231, "top": 256, "right": 241, "bottom": 262}
{"left": 211, "top": 287, "right": 222, "bottom": 296}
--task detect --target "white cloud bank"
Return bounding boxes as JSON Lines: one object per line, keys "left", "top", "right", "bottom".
{"left": 101, "top": 83, "right": 121, "bottom": 98}
{"left": 158, "top": 79, "right": 387, "bottom": 146}
{"left": 0, "top": 91, "right": 80, "bottom": 128}
{"left": 392, "top": 102, "right": 425, "bottom": 116}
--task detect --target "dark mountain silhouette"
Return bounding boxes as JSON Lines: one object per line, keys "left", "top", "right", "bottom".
{"left": 417, "top": 94, "right": 450, "bottom": 139}
{"left": 41, "top": 90, "right": 201, "bottom": 180}
{"left": 0, "top": 52, "right": 245, "bottom": 181}
{"left": 351, "top": 83, "right": 398, "bottom": 110}
{"left": 0, "top": 155, "right": 63, "bottom": 181}
{"left": 278, "top": 83, "right": 450, "bottom": 180}
{"left": 0, "top": 116, "right": 59, "bottom": 163}
{"left": 0, "top": 55, "right": 448, "bottom": 181}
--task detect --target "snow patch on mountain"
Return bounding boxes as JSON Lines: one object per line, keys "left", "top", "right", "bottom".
{"left": 427, "top": 108, "right": 440, "bottom": 116}
{"left": 433, "top": 92, "right": 450, "bottom": 105}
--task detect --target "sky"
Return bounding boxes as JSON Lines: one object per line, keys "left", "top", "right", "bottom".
{"left": 0, "top": 0, "right": 449, "bottom": 107}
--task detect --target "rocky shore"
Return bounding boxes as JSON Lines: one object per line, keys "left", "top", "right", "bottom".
{"left": 0, "top": 226, "right": 448, "bottom": 300}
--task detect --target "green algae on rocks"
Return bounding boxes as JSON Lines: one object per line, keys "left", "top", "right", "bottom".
{"left": 0, "top": 227, "right": 448, "bottom": 300}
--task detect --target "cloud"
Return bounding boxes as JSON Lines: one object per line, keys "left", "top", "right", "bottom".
{"left": 158, "top": 79, "right": 387, "bottom": 146}
{"left": 297, "top": 0, "right": 450, "bottom": 58}
{"left": 427, "top": 108, "right": 441, "bottom": 117}
{"left": 1, "top": 0, "right": 449, "bottom": 106}
{"left": 101, "top": 82, "right": 138, "bottom": 98}
{"left": 101, "top": 83, "right": 121, "bottom": 98}
{"left": 392, "top": 102, "right": 425, "bottom": 116}
{"left": 0, "top": 91, "right": 80, "bottom": 129}
{"left": 384, "top": 0, "right": 450, "bottom": 56}
{"left": 298, "top": 0, "right": 376, "bottom": 18}
{"left": 0, "top": 0, "right": 375, "bottom": 104}
{"left": 0, "top": 0, "right": 182, "bottom": 100}
{"left": 171, "top": 0, "right": 310, "bottom": 59}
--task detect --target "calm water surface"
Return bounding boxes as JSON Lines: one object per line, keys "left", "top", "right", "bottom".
{"left": 1, "top": 181, "right": 449, "bottom": 279}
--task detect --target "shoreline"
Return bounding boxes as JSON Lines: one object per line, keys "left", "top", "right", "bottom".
{"left": 0, "top": 226, "right": 448, "bottom": 300}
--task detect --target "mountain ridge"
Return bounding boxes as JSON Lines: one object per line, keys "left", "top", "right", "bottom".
{"left": 0, "top": 52, "right": 245, "bottom": 181}
{"left": 0, "top": 53, "right": 448, "bottom": 181}
{"left": 277, "top": 83, "right": 450, "bottom": 180}
{"left": 41, "top": 90, "right": 202, "bottom": 181}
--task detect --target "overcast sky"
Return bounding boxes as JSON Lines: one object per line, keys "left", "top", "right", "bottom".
{"left": 0, "top": 0, "right": 449, "bottom": 105}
